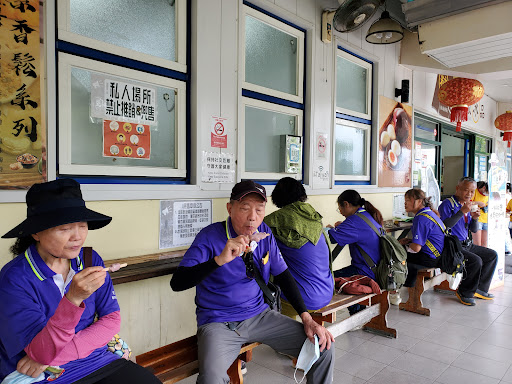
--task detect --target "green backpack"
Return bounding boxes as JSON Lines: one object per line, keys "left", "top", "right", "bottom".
{"left": 355, "top": 213, "right": 408, "bottom": 290}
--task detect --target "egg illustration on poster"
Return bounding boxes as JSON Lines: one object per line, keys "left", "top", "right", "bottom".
{"left": 378, "top": 96, "right": 413, "bottom": 187}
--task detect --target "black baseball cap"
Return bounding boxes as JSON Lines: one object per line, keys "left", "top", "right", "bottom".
{"left": 230, "top": 180, "right": 267, "bottom": 202}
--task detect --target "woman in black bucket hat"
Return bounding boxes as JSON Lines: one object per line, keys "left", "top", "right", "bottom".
{"left": 0, "top": 179, "right": 160, "bottom": 384}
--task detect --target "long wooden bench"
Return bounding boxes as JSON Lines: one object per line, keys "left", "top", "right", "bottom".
{"left": 136, "top": 335, "right": 260, "bottom": 384}
{"left": 398, "top": 267, "right": 454, "bottom": 316}
{"left": 311, "top": 291, "right": 396, "bottom": 338}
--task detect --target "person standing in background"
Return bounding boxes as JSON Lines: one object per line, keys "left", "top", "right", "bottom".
{"left": 472, "top": 181, "right": 489, "bottom": 247}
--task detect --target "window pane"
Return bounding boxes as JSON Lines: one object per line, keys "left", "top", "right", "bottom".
{"left": 70, "top": 0, "right": 176, "bottom": 62}
{"left": 70, "top": 67, "right": 176, "bottom": 168}
{"left": 415, "top": 117, "right": 437, "bottom": 141}
{"left": 245, "top": 15, "right": 297, "bottom": 96}
{"left": 336, "top": 56, "right": 368, "bottom": 115}
{"left": 335, "top": 123, "right": 367, "bottom": 176}
{"left": 245, "top": 106, "right": 296, "bottom": 172}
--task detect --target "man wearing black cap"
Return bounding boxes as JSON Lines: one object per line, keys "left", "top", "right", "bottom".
{"left": 171, "top": 180, "right": 334, "bottom": 383}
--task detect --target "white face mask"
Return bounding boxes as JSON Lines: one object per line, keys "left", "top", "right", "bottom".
{"left": 294, "top": 335, "right": 320, "bottom": 383}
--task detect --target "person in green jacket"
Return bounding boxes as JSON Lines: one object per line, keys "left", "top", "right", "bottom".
{"left": 264, "top": 177, "right": 334, "bottom": 318}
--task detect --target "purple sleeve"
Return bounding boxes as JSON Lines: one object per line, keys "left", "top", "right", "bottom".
{"left": 179, "top": 228, "right": 213, "bottom": 267}
{"left": 438, "top": 200, "right": 453, "bottom": 221}
{"left": 411, "top": 216, "right": 430, "bottom": 247}
{"left": 328, "top": 218, "right": 360, "bottom": 248}
{"left": 268, "top": 235, "right": 288, "bottom": 276}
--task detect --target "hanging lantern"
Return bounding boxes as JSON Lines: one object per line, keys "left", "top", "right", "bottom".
{"left": 437, "top": 77, "right": 485, "bottom": 132}
{"left": 495, "top": 111, "right": 512, "bottom": 147}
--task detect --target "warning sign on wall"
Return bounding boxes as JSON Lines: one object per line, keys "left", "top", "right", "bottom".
{"left": 211, "top": 116, "right": 227, "bottom": 148}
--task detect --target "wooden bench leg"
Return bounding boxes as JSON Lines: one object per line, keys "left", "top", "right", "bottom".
{"left": 434, "top": 279, "right": 455, "bottom": 293}
{"left": 227, "top": 350, "right": 254, "bottom": 384}
{"left": 311, "top": 312, "right": 335, "bottom": 326}
{"left": 399, "top": 277, "right": 431, "bottom": 316}
{"left": 364, "top": 291, "right": 397, "bottom": 338}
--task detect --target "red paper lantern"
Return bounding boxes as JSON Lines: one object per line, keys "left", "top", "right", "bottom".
{"left": 495, "top": 110, "right": 512, "bottom": 147}
{"left": 438, "top": 77, "right": 485, "bottom": 132}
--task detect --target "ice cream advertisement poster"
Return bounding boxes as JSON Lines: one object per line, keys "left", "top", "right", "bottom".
{"left": 377, "top": 96, "right": 413, "bottom": 187}
{"left": 103, "top": 120, "right": 151, "bottom": 159}
{"left": 0, "top": 0, "right": 46, "bottom": 188}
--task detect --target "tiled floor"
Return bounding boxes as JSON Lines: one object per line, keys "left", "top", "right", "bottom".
{"left": 181, "top": 274, "right": 512, "bottom": 383}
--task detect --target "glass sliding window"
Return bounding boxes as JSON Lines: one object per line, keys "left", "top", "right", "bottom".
{"left": 241, "top": 5, "right": 304, "bottom": 103}
{"left": 242, "top": 98, "right": 302, "bottom": 179}
{"left": 334, "top": 119, "right": 370, "bottom": 180}
{"left": 336, "top": 49, "right": 372, "bottom": 120}
{"left": 58, "top": 54, "right": 186, "bottom": 178}
{"left": 58, "top": 0, "right": 187, "bottom": 72}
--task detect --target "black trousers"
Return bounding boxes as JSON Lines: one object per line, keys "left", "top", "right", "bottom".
{"left": 458, "top": 243, "right": 498, "bottom": 297}
{"left": 404, "top": 252, "right": 439, "bottom": 288}
{"left": 73, "top": 359, "right": 160, "bottom": 384}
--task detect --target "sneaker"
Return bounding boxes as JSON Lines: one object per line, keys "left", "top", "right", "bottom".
{"left": 389, "top": 292, "right": 401, "bottom": 306}
{"left": 240, "top": 361, "right": 247, "bottom": 375}
{"left": 474, "top": 289, "right": 494, "bottom": 300}
{"left": 456, "top": 290, "right": 476, "bottom": 306}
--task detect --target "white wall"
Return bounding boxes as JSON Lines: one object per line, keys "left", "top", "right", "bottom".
{"left": 412, "top": 71, "right": 498, "bottom": 139}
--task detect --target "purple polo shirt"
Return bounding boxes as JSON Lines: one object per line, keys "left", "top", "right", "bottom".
{"left": 412, "top": 207, "right": 445, "bottom": 259}
{"left": 0, "top": 245, "right": 120, "bottom": 383}
{"left": 276, "top": 233, "right": 333, "bottom": 311}
{"left": 439, "top": 196, "right": 471, "bottom": 242}
{"left": 180, "top": 219, "right": 288, "bottom": 327}
{"left": 328, "top": 209, "right": 382, "bottom": 279}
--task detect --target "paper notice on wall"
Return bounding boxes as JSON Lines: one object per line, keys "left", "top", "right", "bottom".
{"left": 201, "top": 151, "right": 235, "bottom": 183}
{"left": 91, "top": 74, "right": 157, "bottom": 125}
{"left": 159, "top": 200, "right": 212, "bottom": 249}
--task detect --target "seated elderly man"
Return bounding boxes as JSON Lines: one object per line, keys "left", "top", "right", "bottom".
{"left": 171, "top": 180, "right": 334, "bottom": 384}
{"left": 439, "top": 176, "right": 498, "bottom": 306}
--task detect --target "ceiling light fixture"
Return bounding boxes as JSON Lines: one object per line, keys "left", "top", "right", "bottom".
{"left": 365, "top": 10, "right": 403, "bottom": 44}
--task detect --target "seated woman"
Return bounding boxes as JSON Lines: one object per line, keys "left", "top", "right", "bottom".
{"left": 0, "top": 179, "right": 160, "bottom": 384}
{"left": 327, "top": 190, "right": 385, "bottom": 311}
{"left": 264, "top": 177, "right": 334, "bottom": 318}
{"left": 395, "top": 188, "right": 445, "bottom": 304}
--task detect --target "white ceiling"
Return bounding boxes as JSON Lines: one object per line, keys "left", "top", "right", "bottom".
{"left": 319, "top": 0, "right": 512, "bottom": 103}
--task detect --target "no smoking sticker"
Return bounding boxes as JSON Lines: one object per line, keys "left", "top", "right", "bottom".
{"left": 211, "top": 116, "right": 228, "bottom": 148}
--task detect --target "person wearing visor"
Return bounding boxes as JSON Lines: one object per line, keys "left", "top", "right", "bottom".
{"left": 439, "top": 177, "right": 498, "bottom": 306}
{"left": 0, "top": 179, "right": 160, "bottom": 384}
{"left": 170, "top": 180, "right": 334, "bottom": 384}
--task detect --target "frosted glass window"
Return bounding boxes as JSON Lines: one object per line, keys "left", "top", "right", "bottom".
{"left": 335, "top": 123, "right": 367, "bottom": 176}
{"left": 70, "top": 67, "right": 176, "bottom": 168}
{"left": 245, "top": 106, "right": 296, "bottom": 172}
{"left": 336, "top": 56, "right": 369, "bottom": 115}
{"left": 69, "top": 0, "right": 176, "bottom": 62}
{"left": 245, "top": 15, "right": 297, "bottom": 96}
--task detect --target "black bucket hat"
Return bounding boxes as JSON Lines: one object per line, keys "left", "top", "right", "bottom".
{"left": 2, "top": 179, "right": 112, "bottom": 238}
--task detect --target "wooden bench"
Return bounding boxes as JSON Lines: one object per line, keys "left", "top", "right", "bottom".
{"left": 136, "top": 335, "right": 260, "bottom": 384}
{"left": 311, "top": 291, "right": 396, "bottom": 339}
{"left": 398, "top": 267, "right": 454, "bottom": 316}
